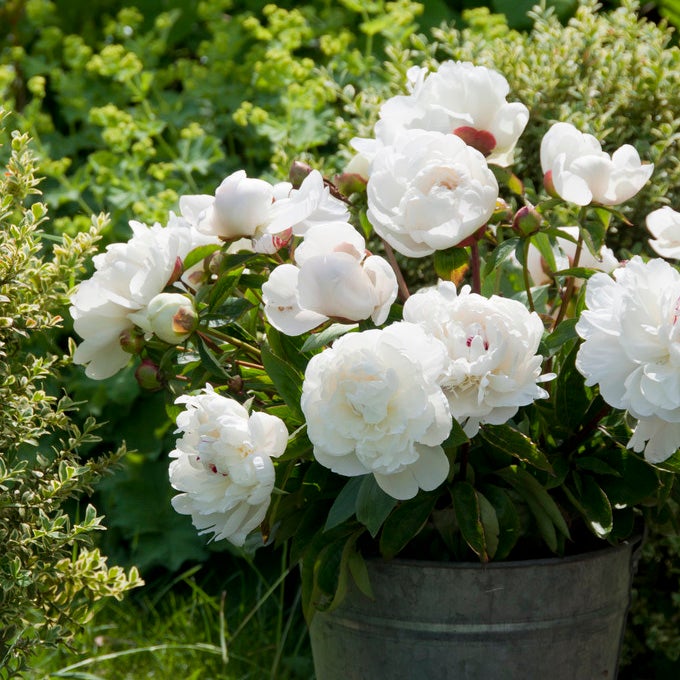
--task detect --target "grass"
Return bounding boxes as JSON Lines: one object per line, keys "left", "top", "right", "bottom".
{"left": 26, "top": 553, "right": 313, "bottom": 680}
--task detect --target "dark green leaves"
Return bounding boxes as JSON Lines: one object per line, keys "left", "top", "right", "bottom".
{"left": 480, "top": 424, "right": 553, "bottom": 474}
{"left": 452, "top": 481, "right": 499, "bottom": 562}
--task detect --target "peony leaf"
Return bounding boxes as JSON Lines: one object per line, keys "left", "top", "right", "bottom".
{"left": 564, "top": 474, "right": 613, "bottom": 538}
{"left": 483, "top": 237, "right": 519, "bottom": 276}
{"left": 480, "top": 485, "right": 520, "bottom": 560}
{"left": 495, "top": 466, "right": 570, "bottom": 552}
{"left": 324, "top": 476, "right": 364, "bottom": 531}
{"left": 347, "top": 548, "right": 374, "bottom": 600}
{"left": 452, "top": 481, "right": 489, "bottom": 562}
{"left": 260, "top": 343, "right": 304, "bottom": 422}
{"left": 355, "top": 475, "right": 397, "bottom": 538}
{"left": 181, "top": 243, "right": 221, "bottom": 271}
{"left": 543, "top": 317, "right": 578, "bottom": 353}
{"left": 599, "top": 449, "right": 661, "bottom": 507}
{"left": 433, "top": 246, "right": 469, "bottom": 282}
{"left": 207, "top": 267, "right": 243, "bottom": 311}
{"left": 379, "top": 492, "right": 438, "bottom": 559}
{"left": 480, "top": 424, "right": 553, "bottom": 474}
{"left": 195, "top": 335, "right": 231, "bottom": 379}
{"left": 555, "top": 342, "right": 593, "bottom": 432}
{"left": 477, "top": 491, "right": 500, "bottom": 560}
{"left": 301, "top": 323, "right": 358, "bottom": 353}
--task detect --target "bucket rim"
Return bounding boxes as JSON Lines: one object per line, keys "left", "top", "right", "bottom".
{"left": 366, "top": 534, "right": 643, "bottom": 572}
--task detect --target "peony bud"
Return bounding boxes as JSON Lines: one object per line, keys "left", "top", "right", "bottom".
{"left": 334, "top": 171, "right": 367, "bottom": 197}
{"left": 119, "top": 326, "right": 146, "bottom": 355}
{"left": 135, "top": 359, "right": 164, "bottom": 391}
{"left": 512, "top": 204, "right": 542, "bottom": 236}
{"left": 145, "top": 293, "right": 197, "bottom": 344}
{"left": 289, "top": 161, "right": 313, "bottom": 189}
{"left": 543, "top": 169, "right": 559, "bottom": 199}
{"left": 453, "top": 126, "right": 497, "bottom": 157}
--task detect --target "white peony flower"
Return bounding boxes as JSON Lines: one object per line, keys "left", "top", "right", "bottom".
{"left": 646, "top": 206, "right": 680, "bottom": 259}
{"left": 70, "top": 216, "right": 219, "bottom": 380}
{"left": 265, "top": 169, "right": 350, "bottom": 236}
{"left": 180, "top": 169, "right": 349, "bottom": 249}
{"left": 628, "top": 416, "right": 680, "bottom": 465}
{"left": 262, "top": 222, "right": 398, "bottom": 335}
{"left": 366, "top": 129, "right": 498, "bottom": 258}
{"left": 576, "top": 256, "right": 680, "bottom": 462}
{"left": 540, "top": 122, "right": 653, "bottom": 206}
{"left": 526, "top": 226, "right": 619, "bottom": 286}
{"left": 352, "top": 61, "right": 529, "bottom": 167}
{"left": 169, "top": 386, "right": 288, "bottom": 546}
{"left": 188, "top": 170, "right": 276, "bottom": 239}
{"left": 403, "top": 281, "right": 553, "bottom": 437}
{"left": 261, "top": 264, "right": 329, "bottom": 336}
{"left": 300, "top": 323, "right": 452, "bottom": 500}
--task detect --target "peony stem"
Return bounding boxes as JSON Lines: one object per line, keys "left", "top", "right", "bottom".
{"left": 522, "top": 238, "right": 535, "bottom": 312}
{"left": 382, "top": 239, "right": 410, "bottom": 301}
{"left": 471, "top": 241, "right": 482, "bottom": 295}
{"left": 552, "top": 209, "right": 586, "bottom": 331}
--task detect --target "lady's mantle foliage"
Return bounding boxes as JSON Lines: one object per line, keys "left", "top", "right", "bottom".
{"left": 70, "top": 58, "right": 678, "bottom": 607}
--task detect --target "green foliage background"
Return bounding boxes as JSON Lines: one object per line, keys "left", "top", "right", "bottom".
{"left": 2, "top": 0, "right": 680, "bottom": 675}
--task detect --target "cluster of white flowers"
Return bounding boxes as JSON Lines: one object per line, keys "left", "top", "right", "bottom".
{"left": 70, "top": 59, "right": 680, "bottom": 547}
{"left": 70, "top": 215, "right": 219, "bottom": 380}
{"left": 169, "top": 386, "right": 288, "bottom": 546}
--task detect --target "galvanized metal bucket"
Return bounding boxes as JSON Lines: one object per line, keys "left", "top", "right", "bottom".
{"left": 309, "top": 540, "right": 640, "bottom": 680}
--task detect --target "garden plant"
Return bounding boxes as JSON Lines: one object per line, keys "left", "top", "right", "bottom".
{"left": 3, "top": 0, "right": 680, "bottom": 677}
{"left": 67, "top": 11, "right": 680, "bottom": 680}
{"left": 0, "top": 114, "right": 142, "bottom": 679}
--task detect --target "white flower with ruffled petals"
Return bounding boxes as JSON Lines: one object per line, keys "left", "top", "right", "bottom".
{"left": 540, "top": 122, "right": 653, "bottom": 206}
{"left": 404, "top": 281, "right": 553, "bottom": 437}
{"left": 366, "top": 130, "right": 498, "bottom": 258}
{"left": 169, "top": 386, "right": 288, "bottom": 546}
{"left": 301, "top": 323, "right": 452, "bottom": 500}
{"left": 576, "top": 256, "right": 680, "bottom": 462}
{"left": 266, "top": 169, "right": 350, "bottom": 236}
{"left": 262, "top": 222, "right": 398, "bottom": 335}
{"left": 352, "top": 61, "right": 528, "bottom": 167}
{"left": 70, "top": 216, "right": 219, "bottom": 380}
{"left": 646, "top": 206, "right": 680, "bottom": 260}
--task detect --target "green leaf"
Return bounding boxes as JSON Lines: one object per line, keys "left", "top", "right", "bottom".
{"left": 543, "top": 317, "right": 578, "bottom": 353}
{"left": 204, "top": 297, "right": 253, "bottom": 324}
{"left": 483, "top": 237, "right": 519, "bottom": 276}
{"left": 495, "top": 466, "right": 570, "bottom": 552}
{"left": 530, "top": 231, "right": 557, "bottom": 276}
{"left": 565, "top": 474, "right": 613, "bottom": 538}
{"left": 182, "top": 243, "right": 221, "bottom": 271}
{"left": 480, "top": 424, "right": 553, "bottom": 474}
{"left": 379, "top": 492, "right": 438, "bottom": 559}
{"left": 477, "top": 491, "right": 500, "bottom": 560}
{"left": 324, "top": 476, "right": 364, "bottom": 531}
{"left": 480, "top": 485, "right": 520, "bottom": 560}
{"left": 600, "top": 449, "right": 661, "bottom": 507}
{"left": 195, "top": 335, "right": 231, "bottom": 379}
{"left": 575, "top": 456, "right": 621, "bottom": 476}
{"left": 260, "top": 343, "right": 304, "bottom": 422}
{"left": 207, "top": 268, "right": 243, "bottom": 311}
{"left": 433, "top": 246, "right": 469, "bottom": 280}
{"left": 555, "top": 342, "right": 593, "bottom": 432}
{"left": 347, "top": 549, "right": 374, "bottom": 599}
{"left": 355, "top": 475, "right": 397, "bottom": 538}
{"left": 301, "top": 323, "right": 357, "bottom": 352}
{"left": 452, "top": 481, "right": 489, "bottom": 562}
